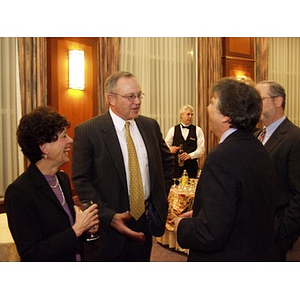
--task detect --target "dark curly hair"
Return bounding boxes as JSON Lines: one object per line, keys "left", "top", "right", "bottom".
{"left": 211, "top": 78, "right": 262, "bottom": 132}
{"left": 17, "top": 106, "right": 70, "bottom": 163}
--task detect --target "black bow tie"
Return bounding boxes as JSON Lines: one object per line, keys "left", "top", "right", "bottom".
{"left": 181, "top": 125, "right": 191, "bottom": 129}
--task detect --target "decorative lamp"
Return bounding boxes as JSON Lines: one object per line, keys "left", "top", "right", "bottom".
{"left": 68, "top": 49, "right": 85, "bottom": 90}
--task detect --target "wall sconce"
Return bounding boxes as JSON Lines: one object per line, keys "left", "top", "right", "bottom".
{"left": 69, "top": 49, "right": 85, "bottom": 90}
{"left": 234, "top": 70, "right": 246, "bottom": 81}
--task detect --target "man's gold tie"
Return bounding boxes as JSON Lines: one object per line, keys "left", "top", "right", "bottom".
{"left": 125, "top": 121, "right": 145, "bottom": 220}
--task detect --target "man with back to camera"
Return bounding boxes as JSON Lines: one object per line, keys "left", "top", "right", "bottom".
{"left": 256, "top": 80, "right": 300, "bottom": 261}
{"left": 71, "top": 71, "right": 174, "bottom": 261}
{"left": 174, "top": 78, "right": 277, "bottom": 261}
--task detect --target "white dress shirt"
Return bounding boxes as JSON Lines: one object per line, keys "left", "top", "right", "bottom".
{"left": 165, "top": 123, "right": 205, "bottom": 159}
{"left": 109, "top": 109, "right": 150, "bottom": 200}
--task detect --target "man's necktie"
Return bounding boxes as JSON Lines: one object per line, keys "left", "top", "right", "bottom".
{"left": 258, "top": 127, "right": 266, "bottom": 143}
{"left": 181, "top": 125, "right": 190, "bottom": 129}
{"left": 125, "top": 121, "right": 145, "bottom": 220}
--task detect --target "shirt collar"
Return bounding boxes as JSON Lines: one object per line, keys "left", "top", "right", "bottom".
{"left": 181, "top": 123, "right": 191, "bottom": 129}
{"left": 266, "top": 115, "right": 286, "bottom": 135}
{"left": 219, "top": 128, "right": 237, "bottom": 143}
{"left": 109, "top": 108, "right": 136, "bottom": 131}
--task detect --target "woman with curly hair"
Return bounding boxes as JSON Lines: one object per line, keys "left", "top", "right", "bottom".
{"left": 4, "top": 106, "right": 99, "bottom": 261}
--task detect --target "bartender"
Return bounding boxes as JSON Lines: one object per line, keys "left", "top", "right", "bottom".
{"left": 165, "top": 104, "right": 205, "bottom": 178}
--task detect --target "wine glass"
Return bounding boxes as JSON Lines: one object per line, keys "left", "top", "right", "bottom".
{"left": 172, "top": 178, "right": 178, "bottom": 188}
{"left": 81, "top": 200, "right": 100, "bottom": 242}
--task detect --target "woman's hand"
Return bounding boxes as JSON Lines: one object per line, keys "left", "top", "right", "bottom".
{"left": 72, "top": 204, "right": 99, "bottom": 237}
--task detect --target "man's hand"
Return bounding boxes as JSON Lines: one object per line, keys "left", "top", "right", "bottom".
{"left": 110, "top": 211, "right": 145, "bottom": 243}
{"left": 180, "top": 152, "right": 191, "bottom": 161}
{"left": 181, "top": 210, "right": 193, "bottom": 218}
{"left": 169, "top": 146, "right": 180, "bottom": 154}
{"left": 174, "top": 210, "right": 193, "bottom": 234}
{"left": 173, "top": 217, "right": 182, "bottom": 235}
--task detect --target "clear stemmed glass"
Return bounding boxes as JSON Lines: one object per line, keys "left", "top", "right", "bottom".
{"left": 172, "top": 178, "right": 178, "bottom": 188}
{"left": 81, "top": 200, "right": 100, "bottom": 242}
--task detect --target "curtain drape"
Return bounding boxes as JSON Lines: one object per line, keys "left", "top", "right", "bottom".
{"left": 119, "top": 37, "right": 197, "bottom": 138}
{"left": 0, "top": 38, "right": 22, "bottom": 196}
{"left": 197, "top": 37, "right": 222, "bottom": 165}
{"left": 268, "top": 37, "right": 300, "bottom": 127}
{"left": 255, "top": 37, "right": 268, "bottom": 83}
{"left": 98, "top": 37, "right": 120, "bottom": 114}
{"left": 17, "top": 37, "right": 47, "bottom": 115}
{"left": 17, "top": 37, "right": 48, "bottom": 169}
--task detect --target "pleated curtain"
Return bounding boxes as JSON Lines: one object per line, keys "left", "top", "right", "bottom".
{"left": 197, "top": 37, "right": 222, "bottom": 163}
{"left": 18, "top": 37, "right": 47, "bottom": 115}
{"left": 119, "top": 37, "right": 198, "bottom": 138}
{"left": 98, "top": 37, "right": 120, "bottom": 114}
{"left": 268, "top": 37, "right": 300, "bottom": 127}
{"left": 0, "top": 38, "right": 23, "bottom": 196}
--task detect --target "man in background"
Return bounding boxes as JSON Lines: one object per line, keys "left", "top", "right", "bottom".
{"left": 256, "top": 80, "right": 300, "bottom": 261}
{"left": 165, "top": 104, "right": 205, "bottom": 178}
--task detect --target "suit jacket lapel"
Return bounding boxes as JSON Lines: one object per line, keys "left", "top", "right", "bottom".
{"left": 135, "top": 117, "right": 154, "bottom": 191}
{"left": 57, "top": 172, "right": 75, "bottom": 220}
{"left": 265, "top": 118, "right": 289, "bottom": 153}
{"left": 28, "top": 164, "right": 66, "bottom": 210}
{"left": 101, "top": 113, "right": 128, "bottom": 191}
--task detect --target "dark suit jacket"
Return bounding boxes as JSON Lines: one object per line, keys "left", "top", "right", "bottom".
{"left": 177, "top": 130, "right": 276, "bottom": 261}
{"left": 4, "top": 164, "right": 82, "bottom": 262}
{"left": 71, "top": 112, "right": 173, "bottom": 259}
{"left": 255, "top": 118, "right": 300, "bottom": 252}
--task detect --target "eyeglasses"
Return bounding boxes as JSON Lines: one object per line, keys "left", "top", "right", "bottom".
{"left": 262, "top": 96, "right": 279, "bottom": 101}
{"left": 111, "top": 92, "right": 145, "bottom": 102}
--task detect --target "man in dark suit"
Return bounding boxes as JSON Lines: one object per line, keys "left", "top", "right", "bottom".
{"left": 71, "top": 71, "right": 173, "bottom": 261}
{"left": 256, "top": 80, "right": 300, "bottom": 261}
{"left": 174, "top": 78, "right": 277, "bottom": 261}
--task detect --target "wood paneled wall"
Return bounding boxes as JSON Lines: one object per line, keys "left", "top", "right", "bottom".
{"left": 222, "top": 37, "right": 255, "bottom": 80}
{"left": 47, "top": 37, "right": 99, "bottom": 190}
{"left": 46, "top": 37, "right": 257, "bottom": 191}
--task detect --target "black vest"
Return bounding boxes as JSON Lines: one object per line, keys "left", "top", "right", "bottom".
{"left": 172, "top": 124, "right": 198, "bottom": 178}
{"left": 173, "top": 124, "right": 197, "bottom": 152}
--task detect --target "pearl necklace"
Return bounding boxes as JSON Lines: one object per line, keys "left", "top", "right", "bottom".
{"left": 57, "top": 179, "right": 66, "bottom": 206}
{"left": 49, "top": 175, "right": 59, "bottom": 189}
{"left": 50, "top": 176, "right": 66, "bottom": 206}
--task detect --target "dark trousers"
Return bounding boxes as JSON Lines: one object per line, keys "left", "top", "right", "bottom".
{"left": 84, "top": 213, "right": 152, "bottom": 262}
{"left": 116, "top": 213, "right": 152, "bottom": 262}
{"left": 273, "top": 236, "right": 294, "bottom": 261}
{"left": 173, "top": 158, "right": 198, "bottom": 178}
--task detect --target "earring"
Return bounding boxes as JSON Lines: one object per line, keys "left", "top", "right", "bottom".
{"left": 43, "top": 153, "right": 48, "bottom": 160}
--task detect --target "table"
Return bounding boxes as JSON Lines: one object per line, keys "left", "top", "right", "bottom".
{"left": 157, "top": 180, "right": 197, "bottom": 254}
{"left": 0, "top": 213, "right": 20, "bottom": 262}
{"left": 0, "top": 197, "right": 5, "bottom": 213}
